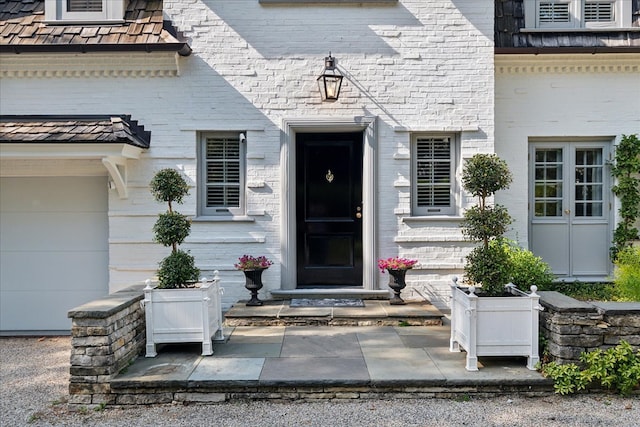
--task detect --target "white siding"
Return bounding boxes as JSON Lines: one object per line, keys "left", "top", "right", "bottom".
{"left": 495, "top": 54, "right": 640, "bottom": 250}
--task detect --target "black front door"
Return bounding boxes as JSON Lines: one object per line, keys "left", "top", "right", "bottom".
{"left": 296, "top": 132, "right": 363, "bottom": 287}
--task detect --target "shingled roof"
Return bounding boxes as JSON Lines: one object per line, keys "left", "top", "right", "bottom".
{"left": 0, "top": 0, "right": 191, "bottom": 55}
{"left": 495, "top": 0, "right": 640, "bottom": 52}
{"left": 0, "top": 115, "right": 151, "bottom": 149}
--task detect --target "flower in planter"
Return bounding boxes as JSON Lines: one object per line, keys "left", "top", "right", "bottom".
{"left": 234, "top": 255, "right": 273, "bottom": 271}
{"left": 378, "top": 257, "right": 418, "bottom": 272}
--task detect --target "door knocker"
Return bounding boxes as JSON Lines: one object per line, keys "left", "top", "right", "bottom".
{"left": 325, "top": 169, "right": 334, "bottom": 183}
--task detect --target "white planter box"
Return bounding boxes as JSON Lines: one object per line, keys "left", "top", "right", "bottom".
{"left": 449, "top": 278, "right": 543, "bottom": 371}
{"left": 143, "top": 273, "right": 224, "bottom": 357}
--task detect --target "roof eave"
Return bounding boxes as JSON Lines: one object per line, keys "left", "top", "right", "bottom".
{"left": 495, "top": 46, "right": 640, "bottom": 55}
{"left": 0, "top": 42, "right": 192, "bottom": 56}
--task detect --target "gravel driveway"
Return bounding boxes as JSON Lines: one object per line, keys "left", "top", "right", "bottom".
{"left": 1, "top": 336, "right": 638, "bottom": 426}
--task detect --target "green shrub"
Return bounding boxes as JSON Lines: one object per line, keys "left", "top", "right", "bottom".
{"left": 547, "top": 281, "right": 616, "bottom": 301}
{"left": 610, "top": 134, "right": 640, "bottom": 260}
{"left": 157, "top": 250, "right": 200, "bottom": 289}
{"left": 505, "top": 241, "right": 555, "bottom": 291}
{"left": 465, "top": 240, "right": 555, "bottom": 295}
{"left": 153, "top": 212, "right": 191, "bottom": 247}
{"left": 541, "top": 341, "right": 640, "bottom": 396}
{"left": 464, "top": 240, "right": 511, "bottom": 294}
{"left": 614, "top": 247, "right": 640, "bottom": 301}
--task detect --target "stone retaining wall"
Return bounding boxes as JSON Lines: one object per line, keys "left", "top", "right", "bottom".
{"left": 539, "top": 291, "right": 640, "bottom": 364}
{"left": 67, "top": 286, "right": 145, "bottom": 406}
{"left": 67, "top": 288, "right": 639, "bottom": 406}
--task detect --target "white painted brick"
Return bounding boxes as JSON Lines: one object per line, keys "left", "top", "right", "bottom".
{"left": 1, "top": 1, "right": 495, "bottom": 310}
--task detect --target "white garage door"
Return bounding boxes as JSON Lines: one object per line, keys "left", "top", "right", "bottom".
{"left": 0, "top": 176, "right": 109, "bottom": 334}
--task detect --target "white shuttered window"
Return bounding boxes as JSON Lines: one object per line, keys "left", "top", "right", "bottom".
{"left": 67, "top": 0, "right": 102, "bottom": 12}
{"left": 412, "top": 135, "right": 456, "bottom": 216}
{"left": 199, "top": 133, "right": 245, "bottom": 217}
{"left": 525, "top": 0, "right": 629, "bottom": 28}
{"left": 45, "top": 0, "right": 124, "bottom": 22}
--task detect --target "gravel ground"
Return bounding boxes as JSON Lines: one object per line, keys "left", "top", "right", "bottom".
{"left": 1, "top": 336, "right": 638, "bottom": 427}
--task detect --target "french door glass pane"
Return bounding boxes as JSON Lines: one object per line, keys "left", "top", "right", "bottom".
{"left": 534, "top": 148, "right": 563, "bottom": 217}
{"left": 574, "top": 148, "right": 603, "bottom": 217}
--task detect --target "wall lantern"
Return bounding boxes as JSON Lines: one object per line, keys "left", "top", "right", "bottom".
{"left": 317, "top": 53, "right": 343, "bottom": 102}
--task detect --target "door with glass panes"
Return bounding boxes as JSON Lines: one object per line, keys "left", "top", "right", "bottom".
{"left": 529, "top": 142, "right": 611, "bottom": 279}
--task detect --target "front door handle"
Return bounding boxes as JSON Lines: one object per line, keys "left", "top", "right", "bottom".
{"left": 356, "top": 206, "right": 362, "bottom": 219}
{"left": 356, "top": 212, "right": 362, "bottom": 219}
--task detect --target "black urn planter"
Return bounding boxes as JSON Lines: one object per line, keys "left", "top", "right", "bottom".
{"left": 387, "top": 269, "right": 408, "bottom": 305}
{"left": 243, "top": 268, "right": 266, "bottom": 306}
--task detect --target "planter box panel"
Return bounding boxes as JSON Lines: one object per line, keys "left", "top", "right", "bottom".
{"left": 144, "top": 280, "right": 224, "bottom": 357}
{"left": 450, "top": 284, "right": 542, "bottom": 371}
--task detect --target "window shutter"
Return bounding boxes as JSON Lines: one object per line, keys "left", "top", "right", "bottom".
{"left": 538, "top": 1, "right": 571, "bottom": 23}
{"left": 67, "top": 0, "right": 103, "bottom": 12}
{"left": 205, "top": 136, "right": 241, "bottom": 209}
{"left": 415, "top": 137, "right": 453, "bottom": 211}
{"left": 584, "top": 1, "right": 614, "bottom": 22}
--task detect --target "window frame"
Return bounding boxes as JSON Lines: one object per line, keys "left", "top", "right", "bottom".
{"left": 524, "top": 0, "right": 631, "bottom": 30}
{"left": 197, "top": 132, "right": 247, "bottom": 218}
{"left": 45, "top": 0, "right": 125, "bottom": 23}
{"left": 411, "top": 133, "right": 458, "bottom": 217}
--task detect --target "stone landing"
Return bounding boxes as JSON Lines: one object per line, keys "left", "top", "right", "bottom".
{"left": 224, "top": 300, "right": 445, "bottom": 327}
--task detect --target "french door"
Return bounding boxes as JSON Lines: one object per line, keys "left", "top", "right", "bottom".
{"left": 529, "top": 142, "right": 611, "bottom": 279}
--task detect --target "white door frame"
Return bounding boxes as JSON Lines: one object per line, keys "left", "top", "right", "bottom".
{"left": 280, "top": 117, "right": 377, "bottom": 290}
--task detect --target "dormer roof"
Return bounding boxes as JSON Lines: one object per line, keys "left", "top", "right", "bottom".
{"left": 0, "top": 0, "right": 191, "bottom": 55}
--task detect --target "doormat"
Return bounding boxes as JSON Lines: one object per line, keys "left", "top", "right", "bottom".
{"left": 290, "top": 298, "right": 365, "bottom": 308}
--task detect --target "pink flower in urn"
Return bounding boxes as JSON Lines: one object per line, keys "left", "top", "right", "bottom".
{"left": 234, "top": 255, "right": 273, "bottom": 271}
{"left": 377, "top": 257, "right": 418, "bottom": 273}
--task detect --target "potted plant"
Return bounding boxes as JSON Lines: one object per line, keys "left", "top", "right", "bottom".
{"left": 235, "top": 255, "right": 273, "bottom": 306}
{"left": 449, "top": 154, "right": 544, "bottom": 371}
{"left": 378, "top": 257, "right": 418, "bottom": 305}
{"left": 143, "top": 168, "right": 223, "bottom": 357}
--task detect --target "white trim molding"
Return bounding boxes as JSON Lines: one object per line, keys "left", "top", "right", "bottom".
{"left": 0, "top": 53, "right": 180, "bottom": 79}
{"left": 496, "top": 53, "right": 640, "bottom": 74}
{"left": 0, "top": 142, "right": 143, "bottom": 199}
{"left": 280, "top": 116, "right": 378, "bottom": 291}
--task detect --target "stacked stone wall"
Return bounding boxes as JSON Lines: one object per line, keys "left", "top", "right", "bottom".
{"left": 67, "top": 287, "right": 145, "bottom": 407}
{"left": 539, "top": 291, "right": 640, "bottom": 364}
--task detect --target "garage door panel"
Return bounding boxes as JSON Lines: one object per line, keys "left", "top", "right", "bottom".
{"left": 0, "top": 176, "right": 107, "bottom": 212}
{"left": 0, "top": 176, "right": 108, "bottom": 333}
{"left": 1, "top": 251, "right": 108, "bottom": 291}
{"left": 1, "top": 289, "right": 105, "bottom": 332}
{"left": 1, "top": 212, "right": 108, "bottom": 251}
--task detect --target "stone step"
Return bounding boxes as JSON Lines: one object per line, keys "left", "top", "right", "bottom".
{"left": 224, "top": 299, "right": 444, "bottom": 327}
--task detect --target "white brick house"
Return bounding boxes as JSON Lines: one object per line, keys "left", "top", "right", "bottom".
{"left": 1, "top": 0, "right": 638, "bottom": 333}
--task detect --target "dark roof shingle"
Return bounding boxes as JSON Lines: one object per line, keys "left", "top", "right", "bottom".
{"left": 0, "top": 0, "right": 190, "bottom": 55}
{"left": 0, "top": 115, "right": 151, "bottom": 149}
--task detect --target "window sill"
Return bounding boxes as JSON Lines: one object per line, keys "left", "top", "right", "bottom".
{"left": 192, "top": 216, "right": 256, "bottom": 223}
{"left": 260, "top": 0, "right": 397, "bottom": 4}
{"left": 402, "top": 215, "right": 464, "bottom": 222}
{"left": 44, "top": 20, "right": 125, "bottom": 25}
{"left": 520, "top": 27, "right": 640, "bottom": 33}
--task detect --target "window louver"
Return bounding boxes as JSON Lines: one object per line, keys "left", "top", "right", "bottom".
{"left": 416, "top": 137, "right": 452, "bottom": 208}
{"left": 584, "top": 1, "right": 614, "bottom": 22}
{"left": 539, "top": 1, "right": 571, "bottom": 23}
{"left": 205, "top": 136, "right": 240, "bottom": 208}
{"left": 67, "top": 0, "right": 103, "bottom": 12}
